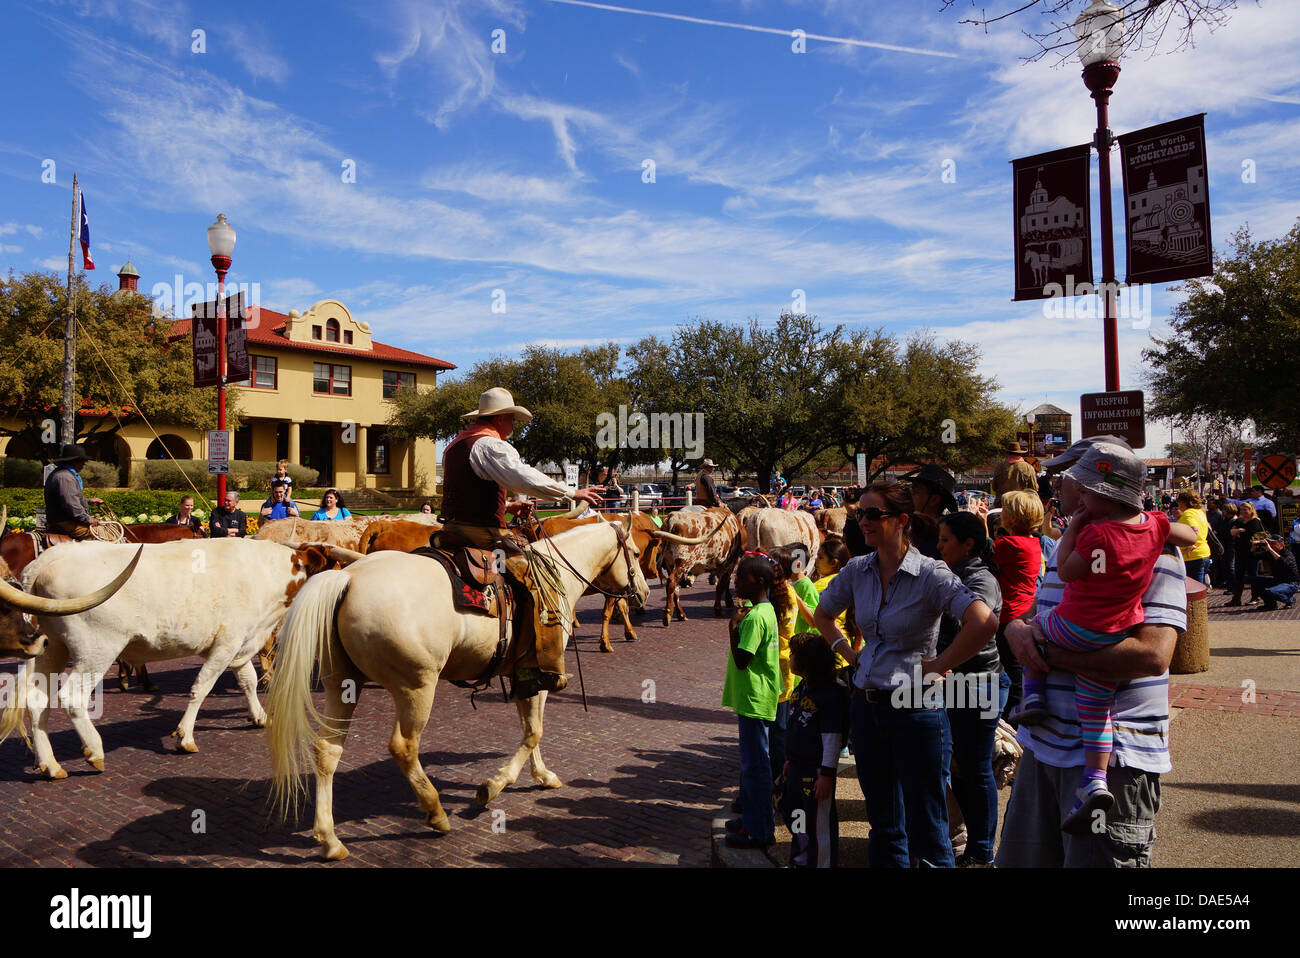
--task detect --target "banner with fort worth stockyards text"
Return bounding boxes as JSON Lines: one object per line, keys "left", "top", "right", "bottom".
{"left": 1119, "top": 114, "right": 1213, "bottom": 286}
{"left": 1011, "top": 143, "right": 1094, "bottom": 301}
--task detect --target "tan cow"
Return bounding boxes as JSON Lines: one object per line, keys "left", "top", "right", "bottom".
{"left": 655, "top": 506, "right": 742, "bottom": 627}
{"left": 254, "top": 516, "right": 374, "bottom": 551}
{"left": 743, "top": 507, "right": 821, "bottom": 561}
{"left": 815, "top": 507, "right": 848, "bottom": 538}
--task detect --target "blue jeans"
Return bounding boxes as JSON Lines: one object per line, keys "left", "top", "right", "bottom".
{"left": 769, "top": 699, "right": 790, "bottom": 781}
{"left": 1184, "top": 557, "right": 1207, "bottom": 585}
{"left": 1256, "top": 580, "right": 1298, "bottom": 608}
{"left": 850, "top": 693, "right": 954, "bottom": 867}
{"left": 946, "top": 674, "right": 1001, "bottom": 863}
{"left": 737, "top": 715, "right": 775, "bottom": 843}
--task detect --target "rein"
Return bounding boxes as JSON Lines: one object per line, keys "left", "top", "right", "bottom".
{"left": 534, "top": 521, "right": 640, "bottom": 604}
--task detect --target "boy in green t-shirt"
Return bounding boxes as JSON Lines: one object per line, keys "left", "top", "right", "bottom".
{"left": 723, "top": 555, "right": 783, "bottom": 849}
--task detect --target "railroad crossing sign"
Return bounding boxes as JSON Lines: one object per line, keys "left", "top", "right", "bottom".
{"left": 1256, "top": 454, "right": 1296, "bottom": 490}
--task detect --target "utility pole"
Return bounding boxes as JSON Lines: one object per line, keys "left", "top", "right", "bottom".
{"left": 61, "top": 173, "right": 79, "bottom": 445}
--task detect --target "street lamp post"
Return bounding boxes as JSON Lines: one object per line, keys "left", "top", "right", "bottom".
{"left": 206, "top": 214, "right": 236, "bottom": 506}
{"left": 1075, "top": 0, "right": 1125, "bottom": 393}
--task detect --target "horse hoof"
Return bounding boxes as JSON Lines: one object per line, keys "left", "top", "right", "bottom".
{"left": 475, "top": 782, "right": 497, "bottom": 808}
{"left": 427, "top": 813, "right": 452, "bottom": 834}
{"left": 251, "top": 713, "right": 267, "bottom": 728}
{"left": 175, "top": 736, "right": 199, "bottom": 754}
{"left": 661, "top": 612, "right": 670, "bottom": 627}
{"left": 599, "top": 644, "right": 613, "bottom": 653}
{"left": 537, "top": 773, "right": 563, "bottom": 790}
{"left": 323, "top": 841, "right": 350, "bottom": 862}
{"left": 142, "top": 683, "right": 159, "bottom": 694}
{"left": 82, "top": 748, "right": 104, "bottom": 771}
{"left": 39, "top": 764, "right": 68, "bottom": 781}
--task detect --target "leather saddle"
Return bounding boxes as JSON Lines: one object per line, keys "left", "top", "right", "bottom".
{"left": 413, "top": 536, "right": 521, "bottom": 693}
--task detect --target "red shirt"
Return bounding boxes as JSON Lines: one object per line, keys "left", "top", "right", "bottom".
{"left": 1056, "top": 511, "right": 1171, "bottom": 634}
{"left": 994, "top": 534, "right": 1042, "bottom": 623}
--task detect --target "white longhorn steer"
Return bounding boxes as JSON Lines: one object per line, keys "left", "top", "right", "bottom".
{"left": 0, "top": 538, "right": 343, "bottom": 779}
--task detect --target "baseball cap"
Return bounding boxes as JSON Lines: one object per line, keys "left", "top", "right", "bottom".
{"left": 1042, "top": 434, "right": 1131, "bottom": 472}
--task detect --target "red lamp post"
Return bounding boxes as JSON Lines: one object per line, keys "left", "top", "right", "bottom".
{"left": 206, "top": 214, "right": 236, "bottom": 505}
{"left": 1075, "top": 1, "right": 1125, "bottom": 393}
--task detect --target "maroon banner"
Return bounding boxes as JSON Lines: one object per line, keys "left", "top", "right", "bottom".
{"left": 225, "top": 292, "right": 249, "bottom": 383}
{"left": 1012, "top": 143, "right": 1094, "bottom": 301}
{"left": 1119, "top": 114, "right": 1212, "bottom": 285}
{"left": 192, "top": 311, "right": 220, "bottom": 388}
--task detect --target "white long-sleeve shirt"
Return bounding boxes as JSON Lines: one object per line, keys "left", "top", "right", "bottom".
{"left": 467, "top": 435, "right": 573, "bottom": 501}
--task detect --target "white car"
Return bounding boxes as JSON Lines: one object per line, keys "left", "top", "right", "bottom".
{"left": 632, "top": 483, "right": 662, "bottom": 504}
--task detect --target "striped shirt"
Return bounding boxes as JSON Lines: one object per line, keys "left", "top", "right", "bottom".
{"left": 1024, "top": 512, "right": 1187, "bottom": 774}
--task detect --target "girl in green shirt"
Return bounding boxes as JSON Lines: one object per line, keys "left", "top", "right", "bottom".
{"left": 723, "top": 555, "right": 789, "bottom": 848}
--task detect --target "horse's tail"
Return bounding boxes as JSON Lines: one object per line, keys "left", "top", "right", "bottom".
{"left": 266, "top": 568, "right": 352, "bottom": 820}
{"left": 0, "top": 655, "right": 35, "bottom": 749}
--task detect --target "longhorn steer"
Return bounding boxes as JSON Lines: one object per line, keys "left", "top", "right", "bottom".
{"left": 654, "top": 506, "right": 742, "bottom": 626}
{"left": 359, "top": 518, "right": 443, "bottom": 554}
{"left": 0, "top": 539, "right": 345, "bottom": 778}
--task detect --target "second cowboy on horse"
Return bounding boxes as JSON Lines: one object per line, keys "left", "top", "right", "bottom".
{"left": 436, "top": 388, "right": 604, "bottom": 699}
{"left": 43, "top": 444, "right": 106, "bottom": 540}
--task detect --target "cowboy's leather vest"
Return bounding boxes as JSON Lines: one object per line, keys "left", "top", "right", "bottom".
{"left": 441, "top": 434, "right": 506, "bottom": 528}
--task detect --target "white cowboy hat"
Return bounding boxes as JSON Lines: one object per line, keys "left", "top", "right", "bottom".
{"left": 462, "top": 387, "right": 533, "bottom": 421}
{"left": 701, "top": 459, "right": 717, "bottom": 468}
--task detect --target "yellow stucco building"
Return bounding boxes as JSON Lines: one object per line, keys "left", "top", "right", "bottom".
{"left": 1, "top": 264, "right": 454, "bottom": 494}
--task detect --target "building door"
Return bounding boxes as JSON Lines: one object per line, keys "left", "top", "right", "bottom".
{"left": 300, "top": 423, "right": 334, "bottom": 486}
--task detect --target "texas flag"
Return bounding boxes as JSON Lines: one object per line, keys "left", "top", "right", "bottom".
{"left": 79, "top": 192, "right": 94, "bottom": 270}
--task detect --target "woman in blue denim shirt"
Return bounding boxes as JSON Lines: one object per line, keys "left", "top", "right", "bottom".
{"left": 814, "top": 481, "right": 999, "bottom": 867}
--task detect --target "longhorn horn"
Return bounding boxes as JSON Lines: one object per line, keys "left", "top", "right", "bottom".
{"left": 651, "top": 514, "right": 729, "bottom": 546}
{"left": 0, "top": 545, "right": 143, "bottom": 616}
{"left": 561, "top": 498, "right": 587, "bottom": 520}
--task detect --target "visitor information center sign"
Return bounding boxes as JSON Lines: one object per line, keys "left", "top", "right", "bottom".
{"left": 1080, "top": 390, "right": 1146, "bottom": 449}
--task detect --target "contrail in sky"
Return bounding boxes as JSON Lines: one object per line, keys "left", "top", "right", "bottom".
{"left": 544, "top": 0, "right": 961, "bottom": 59}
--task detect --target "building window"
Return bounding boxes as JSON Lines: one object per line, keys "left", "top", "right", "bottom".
{"left": 313, "top": 362, "right": 351, "bottom": 396}
{"left": 382, "top": 370, "right": 416, "bottom": 399}
{"left": 312, "top": 325, "right": 322, "bottom": 340}
{"left": 234, "top": 425, "right": 253, "bottom": 461}
{"left": 245, "top": 354, "right": 277, "bottom": 389}
{"left": 325, "top": 318, "right": 340, "bottom": 343}
{"left": 368, "top": 431, "right": 390, "bottom": 474}
{"left": 344, "top": 330, "right": 353, "bottom": 345}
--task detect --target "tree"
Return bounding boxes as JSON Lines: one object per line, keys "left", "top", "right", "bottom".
{"left": 1143, "top": 222, "right": 1300, "bottom": 451}
{"left": 824, "top": 329, "right": 1021, "bottom": 481}
{"left": 625, "top": 334, "right": 700, "bottom": 491}
{"left": 387, "top": 344, "right": 630, "bottom": 484}
{"left": 0, "top": 270, "right": 227, "bottom": 455}
{"left": 662, "top": 314, "right": 847, "bottom": 491}
{"left": 941, "top": 0, "right": 1246, "bottom": 63}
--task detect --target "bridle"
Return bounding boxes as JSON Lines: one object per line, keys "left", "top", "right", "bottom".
{"left": 535, "top": 519, "right": 642, "bottom": 605}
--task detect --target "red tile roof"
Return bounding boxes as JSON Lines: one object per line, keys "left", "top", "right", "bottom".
{"left": 169, "top": 306, "right": 456, "bottom": 371}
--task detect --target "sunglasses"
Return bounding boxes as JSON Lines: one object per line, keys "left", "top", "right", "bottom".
{"left": 858, "top": 508, "right": 901, "bottom": 522}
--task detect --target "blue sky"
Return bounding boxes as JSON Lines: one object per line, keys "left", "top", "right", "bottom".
{"left": 2, "top": 0, "right": 1298, "bottom": 449}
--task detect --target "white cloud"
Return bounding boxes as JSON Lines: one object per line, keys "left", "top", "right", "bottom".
{"left": 34, "top": 257, "right": 67, "bottom": 270}
{"left": 373, "top": 0, "right": 526, "bottom": 129}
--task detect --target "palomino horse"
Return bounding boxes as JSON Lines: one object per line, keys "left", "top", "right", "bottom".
{"left": 266, "top": 520, "right": 649, "bottom": 861}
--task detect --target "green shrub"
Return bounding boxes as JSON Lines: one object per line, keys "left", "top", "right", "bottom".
{"left": 0, "top": 488, "right": 216, "bottom": 520}
{"left": 79, "top": 460, "right": 120, "bottom": 488}
{"left": 130, "top": 459, "right": 319, "bottom": 493}
{"left": 0, "top": 457, "right": 44, "bottom": 488}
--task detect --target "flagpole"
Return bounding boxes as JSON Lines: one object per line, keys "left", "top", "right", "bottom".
{"left": 62, "top": 173, "right": 79, "bottom": 446}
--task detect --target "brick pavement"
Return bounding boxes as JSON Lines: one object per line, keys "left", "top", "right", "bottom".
{"left": 0, "top": 579, "right": 742, "bottom": 867}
